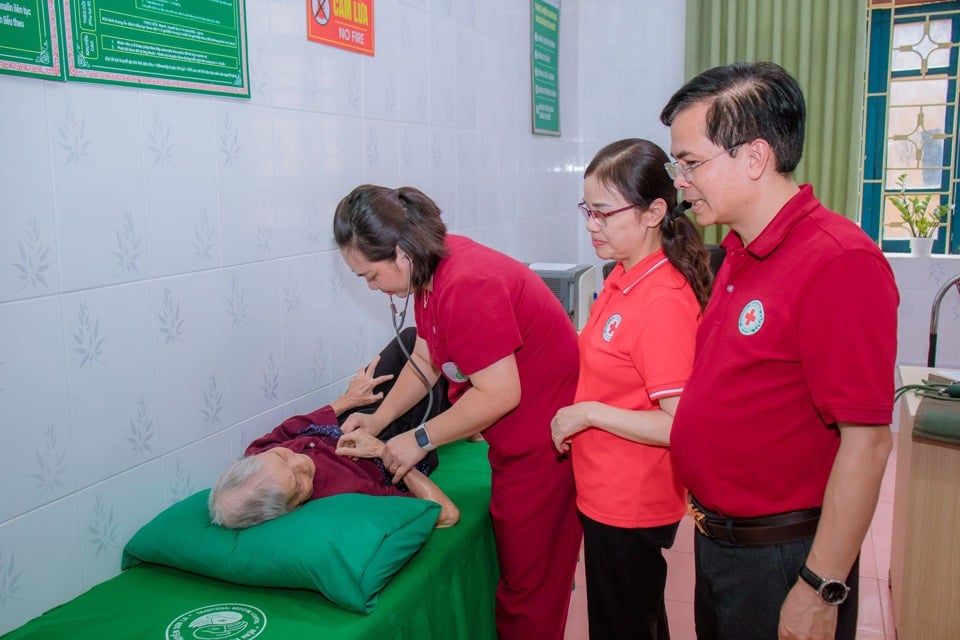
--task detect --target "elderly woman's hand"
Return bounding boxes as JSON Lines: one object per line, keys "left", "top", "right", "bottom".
{"left": 335, "top": 431, "right": 386, "bottom": 460}
{"left": 340, "top": 355, "right": 394, "bottom": 411}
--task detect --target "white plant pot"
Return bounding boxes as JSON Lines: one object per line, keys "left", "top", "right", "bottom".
{"left": 909, "top": 236, "right": 935, "bottom": 257}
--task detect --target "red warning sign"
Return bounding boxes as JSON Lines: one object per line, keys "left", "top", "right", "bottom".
{"left": 307, "top": 0, "right": 375, "bottom": 56}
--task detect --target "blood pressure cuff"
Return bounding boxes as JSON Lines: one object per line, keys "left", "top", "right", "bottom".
{"left": 913, "top": 394, "right": 960, "bottom": 448}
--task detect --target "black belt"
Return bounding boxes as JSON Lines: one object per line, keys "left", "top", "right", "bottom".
{"left": 688, "top": 494, "right": 821, "bottom": 546}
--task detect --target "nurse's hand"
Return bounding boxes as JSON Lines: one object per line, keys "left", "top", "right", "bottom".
{"left": 340, "top": 411, "right": 386, "bottom": 435}
{"left": 551, "top": 403, "right": 594, "bottom": 453}
{"left": 379, "top": 430, "right": 428, "bottom": 484}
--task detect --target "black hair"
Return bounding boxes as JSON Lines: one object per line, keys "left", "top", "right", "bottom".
{"left": 585, "top": 138, "right": 713, "bottom": 310}
{"left": 333, "top": 185, "right": 448, "bottom": 288}
{"left": 660, "top": 61, "right": 806, "bottom": 174}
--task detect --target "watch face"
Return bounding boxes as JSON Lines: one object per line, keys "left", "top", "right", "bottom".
{"left": 415, "top": 427, "right": 429, "bottom": 447}
{"left": 820, "top": 580, "right": 849, "bottom": 605}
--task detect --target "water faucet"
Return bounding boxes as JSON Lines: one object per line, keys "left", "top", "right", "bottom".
{"left": 928, "top": 274, "right": 960, "bottom": 366}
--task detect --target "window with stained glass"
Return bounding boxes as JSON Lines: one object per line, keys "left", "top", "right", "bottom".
{"left": 862, "top": 0, "right": 960, "bottom": 254}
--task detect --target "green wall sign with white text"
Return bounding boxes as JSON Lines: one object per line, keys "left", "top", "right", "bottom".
{"left": 63, "top": 0, "right": 249, "bottom": 97}
{"left": 0, "top": 0, "right": 64, "bottom": 79}
{"left": 531, "top": 0, "right": 560, "bottom": 136}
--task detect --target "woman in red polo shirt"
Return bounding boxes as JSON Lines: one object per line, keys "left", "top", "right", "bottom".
{"left": 332, "top": 184, "right": 581, "bottom": 640}
{"left": 551, "top": 138, "right": 713, "bottom": 640}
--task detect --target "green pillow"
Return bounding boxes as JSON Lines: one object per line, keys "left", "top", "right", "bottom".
{"left": 121, "top": 489, "right": 440, "bottom": 614}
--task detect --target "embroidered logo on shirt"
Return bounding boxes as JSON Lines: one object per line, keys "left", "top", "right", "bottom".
{"left": 738, "top": 300, "right": 764, "bottom": 335}
{"left": 442, "top": 361, "right": 468, "bottom": 383}
{"left": 602, "top": 314, "right": 622, "bottom": 342}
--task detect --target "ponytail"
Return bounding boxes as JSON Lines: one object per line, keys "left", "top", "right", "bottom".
{"left": 660, "top": 201, "right": 713, "bottom": 311}
{"left": 585, "top": 139, "right": 713, "bottom": 311}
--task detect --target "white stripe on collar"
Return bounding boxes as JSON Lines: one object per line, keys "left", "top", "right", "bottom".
{"left": 621, "top": 257, "right": 670, "bottom": 294}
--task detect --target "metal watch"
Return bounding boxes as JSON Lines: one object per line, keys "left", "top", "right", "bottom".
{"left": 414, "top": 425, "right": 436, "bottom": 451}
{"left": 799, "top": 564, "right": 849, "bottom": 606}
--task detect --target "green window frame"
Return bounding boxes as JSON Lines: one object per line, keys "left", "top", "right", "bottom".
{"left": 862, "top": 0, "right": 960, "bottom": 255}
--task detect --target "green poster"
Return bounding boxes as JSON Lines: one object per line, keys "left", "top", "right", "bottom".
{"left": 63, "top": 0, "right": 249, "bottom": 97}
{"left": 531, "top": 0, "right": 560, "bottom": 136}
{"left": 0, "top": 0, "right": 64, "bottom": 80}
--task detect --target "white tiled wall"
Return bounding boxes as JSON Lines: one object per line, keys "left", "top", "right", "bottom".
{"left": 888, "top": 256, "right": 960, "bottom": 370}
{"left": 573, "top": 0, "right": 688, "bottom": 274}
{"left": 0, "top": 0, "right": 689, "bottom": 633}
{"left": 15, "top": 1, "right": 951, "bottom": 635}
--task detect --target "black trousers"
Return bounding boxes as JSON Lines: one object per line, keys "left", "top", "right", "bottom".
{"left": 338, "top": 327, "right": 450, "bottom": 473}
{"left": 579, "top": 511, "right": 680, "bottom": 640}
{"left": 693, "top": 531, "right": 860, "bottom": 640}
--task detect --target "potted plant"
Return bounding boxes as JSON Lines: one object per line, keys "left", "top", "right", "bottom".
{"left": 886, "top": 173, "right": 951, "bottom": 256}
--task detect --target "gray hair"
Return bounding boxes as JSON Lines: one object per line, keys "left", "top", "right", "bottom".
{"left": 208, "top": 454, "right": 292, "bottom": 529}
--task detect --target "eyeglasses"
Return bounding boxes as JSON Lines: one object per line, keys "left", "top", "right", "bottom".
{"left": 664, "top": 144, "right": 743, "bottom": 182}
{"left": 578, "top": 202, "right": 634, "bottom": 226}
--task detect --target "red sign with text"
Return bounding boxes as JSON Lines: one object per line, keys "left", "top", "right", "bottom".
{"left": 307, "top": 0, "right": 375, "bottom": 56}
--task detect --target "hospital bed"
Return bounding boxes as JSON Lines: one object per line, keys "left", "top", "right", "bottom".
{"left": 1, "top": 439, "right": 497, "bottom": 640}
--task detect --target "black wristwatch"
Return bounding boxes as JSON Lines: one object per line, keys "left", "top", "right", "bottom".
{"left": 414, "top": 425, "right": 436, "bottom": 451}
{"left": 799, "top": 564, "right": 850, "bottom": 605}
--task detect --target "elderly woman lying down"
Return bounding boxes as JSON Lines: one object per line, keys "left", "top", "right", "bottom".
{"left": 208, "top": 330, "right": 460, "bottom": 530}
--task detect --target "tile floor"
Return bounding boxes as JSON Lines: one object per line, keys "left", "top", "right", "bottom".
{"left": 564, "top": 438, "right": 899, "bottom": 640}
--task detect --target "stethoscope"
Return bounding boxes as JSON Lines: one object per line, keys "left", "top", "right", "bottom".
{"left": 389, "top": 258, "right": 412, "bottom": 335}
{"left": 388, "top": 251, "right": 434, "bottom": 422}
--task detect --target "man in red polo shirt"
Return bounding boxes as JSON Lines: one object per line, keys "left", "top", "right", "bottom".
{"left": 661, "top": 62, "right": 898, "bottom": 640}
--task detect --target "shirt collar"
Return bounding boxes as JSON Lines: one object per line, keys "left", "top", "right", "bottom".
{"left": 606, "top": 248, "right": 670, "bottom": 295}
{"left": 721, "top": 183, "right": 819, "bottom": 258}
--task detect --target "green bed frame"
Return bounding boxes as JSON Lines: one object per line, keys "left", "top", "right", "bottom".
{"left": 2, "top": 440, "right": 498, "bottom": 640}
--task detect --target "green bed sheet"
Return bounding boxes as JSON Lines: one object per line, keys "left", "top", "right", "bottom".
{"left": 2, "top": 440, "right": 498, "bottom": 640}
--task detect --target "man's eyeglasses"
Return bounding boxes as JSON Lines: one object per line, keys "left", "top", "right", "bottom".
{"left": 578, "top": 202, "right": 634, "bottom": 226}
{"left": 664, "top": 144, "right": 743, "bottom": 182}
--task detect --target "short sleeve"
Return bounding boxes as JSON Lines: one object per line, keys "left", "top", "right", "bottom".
{"left": 439, "top": 275, "right": 522, "bottom": 376}
{"left": 798, "top": 250, "right": 898, "bottom": 425}
{"left": 632, "top": 289, "right": 699, "bottom": 400}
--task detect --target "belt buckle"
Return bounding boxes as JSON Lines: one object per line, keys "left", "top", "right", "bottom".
{"left": 687, "top": 500, "right": 709, "bottom": 537}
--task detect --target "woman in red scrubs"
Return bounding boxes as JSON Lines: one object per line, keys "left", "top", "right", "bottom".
{"left": 551, "top": 139, "right": 713, "bottom": 640}
{"left": 333, "top": 184, "right": 582, "bottom": 640}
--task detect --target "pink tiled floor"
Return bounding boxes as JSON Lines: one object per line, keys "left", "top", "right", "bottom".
{"left": 564, "top": 439, "right": 899, "bottom": 640}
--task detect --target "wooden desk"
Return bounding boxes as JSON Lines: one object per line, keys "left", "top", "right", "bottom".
{"left": 889, "top": 365, "right": 960, "bottom": 640}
